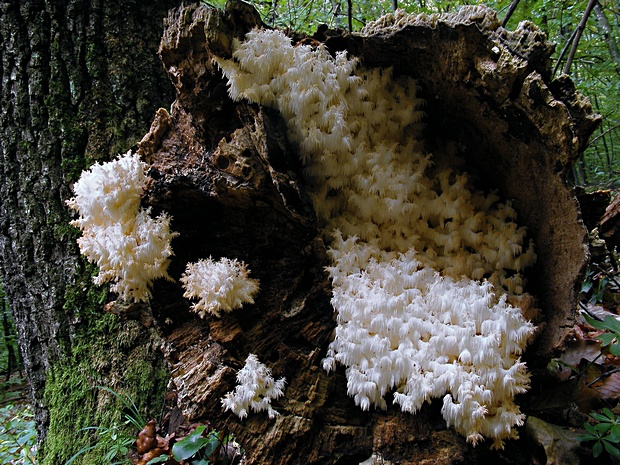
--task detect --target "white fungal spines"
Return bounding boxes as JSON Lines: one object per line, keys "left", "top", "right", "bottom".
{"left": 216, "top": 27, "right": 537, "bottom": 447}
{"left": 180, "top": 257, "right": 259, "bottom": 318}
{"left": 221, "top": 354, "right": 286, "bottom": 419}
{"left": 66, "top": 152, "right": 177, "bottom": 302}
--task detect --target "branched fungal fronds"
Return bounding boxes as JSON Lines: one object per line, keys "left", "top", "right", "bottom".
{"left": 180, "top": 257, "right": 259, "bottom": 318}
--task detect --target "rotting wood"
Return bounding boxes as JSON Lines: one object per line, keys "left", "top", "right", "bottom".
{"left": 138, "top": 2, "right": 601, "bottom": 463}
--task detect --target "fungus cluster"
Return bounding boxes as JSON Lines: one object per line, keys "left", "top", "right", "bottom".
{"left": 216, "top": 28, "right": 536, "bottom": 446}
{"left": 180, "top": 257, "right": 259, "bottom": 318}
{"left": 66, "top": 152, "right": 177, "bottom": 302}
{"left": 69, "top": 153, "right": 267, "bottom": 417}
{"left": 221, "top": 353, "right": 286, "bottom": 419}
{"left": 68, "top": 153, "right": 259, "bottom": 316}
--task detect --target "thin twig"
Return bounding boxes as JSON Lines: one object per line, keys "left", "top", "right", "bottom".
{"left": 553, "top": 27, "right": 580, "bottom": 77}
{"left": 580, "top": 300, "right": 603, "bottom": 321}
{"left": 347, "top": 0, "right": 352, "bottom": 33}
{"left": 569, "top": 350, "right": 605, "bottom": 381}
{"left": 501, "top": 0, "right": 521, "bottom": 28}
{"left": 563, "top": 0, "right": 598, "bottom": 75}
{"left": 594, "top": 264, "right": 620, "bottom": 290}
{"left": 588, "top": 366, "right": 620, "bottom": 387}
{"left": 590, "top": 123, "right": 620, "bottom": 144}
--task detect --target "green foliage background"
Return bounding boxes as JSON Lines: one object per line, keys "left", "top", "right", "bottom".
{"left": 206, "top": 0, "right": 619, "bottom": 190}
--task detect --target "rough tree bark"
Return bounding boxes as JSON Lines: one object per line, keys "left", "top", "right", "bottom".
{"left": 133, "top": 2, "right": 600, "bottom": 465}
{"left": 0, "top": 0, "right": 179, "bottom": 462}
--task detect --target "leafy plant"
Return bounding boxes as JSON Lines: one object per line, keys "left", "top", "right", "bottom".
{"left": 0, "top": 404, "right": 37, "bottom": 465}
{"left": 97, "top": 385, "right": 148, "bottom": 432}
{"left": 173, "top": 425, "right": 219, "bottom": 464}
{"left": 65, "top": 423, "right": 138, "bottom": 465}
{"left": 172, "top": 425, "right": 241, "bottom": 465}
{"left": 143, "top": 424, "right": 243, "bottom": 465}
{"left": 578, "top": 408, "right": 620, "bottom": 459}
{"left": 582, "top": 268, "right": 611, "bottom": 305}
{"left": 584, "top": 313, "right": 620, "bottom": 356}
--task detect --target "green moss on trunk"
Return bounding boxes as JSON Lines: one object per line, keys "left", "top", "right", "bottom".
{"left": 42, "top": 307, "right": 169, "bottom": 465}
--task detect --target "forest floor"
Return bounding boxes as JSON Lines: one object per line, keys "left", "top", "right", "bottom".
{"left": 0, "top": 372, "right": 36, "bottom": 464}
{"left": 0, "top": 372, "right": 29, "bottom": 408}
{"left": 525, "top": 225, "right": 620, "bottom": 464}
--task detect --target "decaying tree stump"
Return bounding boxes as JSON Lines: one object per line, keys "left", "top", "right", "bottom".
{"left": 600, "top": 194, "right": 620, "bottom": 250}
{"left": 137, "top": 2, "right": 600, "bottom": 463}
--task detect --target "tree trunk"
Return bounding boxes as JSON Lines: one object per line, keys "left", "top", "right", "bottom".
{"left": 0, "top": 0, "right": 178, "bottom": 462}
{"left": 135, "top": 3, "right": 600, "bottom": 464}
{"left": 593, "top": 1, "right": 620, "bottom": 77}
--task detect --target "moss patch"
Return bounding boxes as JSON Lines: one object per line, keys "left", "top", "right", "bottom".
{"left": 41, "top": 265, "right": 169, "bottom": 465}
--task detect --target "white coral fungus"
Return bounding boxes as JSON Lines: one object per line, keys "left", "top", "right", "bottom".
{"left": 216, "top": 28, "right": 536, "bottom": 447}
{"left": 180, "top": 257, "right": 259, "bottom": 318}
{"left": 66, "top": 152, "right": 176, "bottom": 302}
{"left": 221, "top": 353, "right": 286, "bottom": 419}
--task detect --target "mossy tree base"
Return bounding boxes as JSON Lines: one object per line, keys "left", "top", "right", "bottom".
{"left": 42, "top": 311, "right": 169, "bottom": 465}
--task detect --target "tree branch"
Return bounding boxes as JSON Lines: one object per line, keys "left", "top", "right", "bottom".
{"left": 593, "top": 1, "right": 620, "bottom": 77}
{"left": 553, "top": 27, "right": 580, "bottom": 77}
{"left": 501, "top": 0, "right": 520, "bottom": 28}
{"left": 590, "top": 122, "right": 620, "bottom": 145}
{"left": 347, "top": 0, "right": 352, "bottom": 33}
{"left": 563, "top": 0, "right": 598, "bottom": 75}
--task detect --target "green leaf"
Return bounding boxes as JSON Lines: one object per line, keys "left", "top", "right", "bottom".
{"left": 193, "top": 459, "right": 211, "bottom": 465}
{"left": 201, "top": 431, "right": 220, "bottom": 457}
{"left": 584, "top": 422, "right": 601, "bottom": 436}
{"left": 610, "top": 343, "right": 620, "bottom": 356}
{"left": 172, "top": 426, "right": 210, "bottom": 461}
{"left": 584, "top": 314, "right": 616, "bottom": 332}
{"left": 592, "top": 412, "right": 611, "bottom": 422}
{"left": 602, "top": 315, "right": 620, "bottom": 334}
{"left": 597, "top": 333, "right": 617, "bottom": 346}
{"left": 593, "top": 440, "right": 603, "bottom": 458}
{"left": 602, "top": 408, "right": 618, "bottom": 422}
{"left": 64, "top": 444, "right": 98, "bottom": 465}
{"left": 603, "top": 439, "right": 620, "bottom": 459}
{"left": 594, "top": 423, "right": 612, "bottom": 434}
{"left": 97, "top": 386, "right": 147, "bottom": 431}
{"left": 146, "top": 455, "right": 170, "bottom": 464}
{"left": 609, "top": 425, "right": 620, "bottom": 441}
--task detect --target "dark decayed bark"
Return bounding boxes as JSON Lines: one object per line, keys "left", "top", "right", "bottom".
{"left": 132, "top": 2, "right": 600, "bottom": 464}
{"left": 0, "top": 0, "right": 178, "bottom": 446}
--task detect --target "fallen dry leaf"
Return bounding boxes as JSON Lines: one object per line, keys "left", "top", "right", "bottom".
{"left": 525, "top": 416, "right": 583, "bottom": 465}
